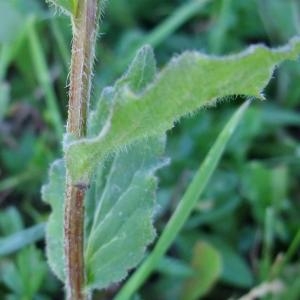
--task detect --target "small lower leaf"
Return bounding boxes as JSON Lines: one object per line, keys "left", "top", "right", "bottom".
{"left": 41, "top": 159, "right": 65, "bottom": 281}
{"left": 182, "top": 242, "right": 222, "bottom": 300}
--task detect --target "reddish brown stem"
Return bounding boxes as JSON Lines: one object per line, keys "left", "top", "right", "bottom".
{"left": 64, "top": 1, "right": 99, "bottom": 299}
{"left": 64, "top": 184, "right": 86, "bottom": 300}
{"left": 67, "top": 0, "right": 98, "bottom": 136}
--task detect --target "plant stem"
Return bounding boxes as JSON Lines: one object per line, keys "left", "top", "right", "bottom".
{"left": 64, "top": 1, "right": 99, "bottom": 299}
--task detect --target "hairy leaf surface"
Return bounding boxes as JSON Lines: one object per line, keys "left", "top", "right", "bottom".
{"left": 84, "top": 136, "right": 167, "bottom": 289}
{"left": 42, "top": 141, "right": 167, "bottom": 287}
{"left": 66, "top": 38, "right": 300, "bottom": 183}
{"left": 42, "top": 160, "right": 65, "bottom": 281}
{"left": 85, "top": 46, "right": 167, "bottom": 290}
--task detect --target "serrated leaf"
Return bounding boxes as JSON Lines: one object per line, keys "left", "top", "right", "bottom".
{"left": 46, "top": 0, "right": 77, "bottom": 15}
{"left": 66, "top": 38, "right": 300, "bottom": 183}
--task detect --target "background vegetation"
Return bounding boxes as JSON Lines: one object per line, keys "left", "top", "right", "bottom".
{"left": 0, "top": 0, "right": 300, "bottom": 299}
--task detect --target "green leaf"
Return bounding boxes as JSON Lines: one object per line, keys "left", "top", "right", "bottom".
{"left": 66, "top": 38, "right": 300, "bottom": 183}
{"left": 85, "top": 136, "right": 167, "bottom": 290}
{"left": 42, "top": 141, "right": 167, "bottom": 288}
{"left": 210, "top": 238, "right": 254, "bottom": 288}
{"left": 84, "top": 45, "right": 166, "bottom": 290}
{"left": 0, "top": 0, "right": 42, "bottom": 44}
{"left": 0, "top": 223, "right": 45, "bottom": 257}
{"left": 0, "top": 83, "right": 9, "bottom": 121}
{"left": 46, "top": 0, "right": 77, "bottom": 15}
{"left": 182, "top": 242, "right": 222, "bottom": 300}
{"left": 41, "top": 159, "right": 65, "bottom": 281}
{"left": 155, "top": 256, "right": 193, "bottom": 278}
{"left": 87, "top": 45, "right": 157, "bottom": 138}
{"left": 242, "top": 162, "right": 288, "bottom": 223}
{"left": 0, "top": 246, "right": 47, "bottom": 298}
{"left": 0, "top": 207, "right": 24, "bottom": 236}
{"left": 0, "top": 2, "right": 22, "bottom": 44}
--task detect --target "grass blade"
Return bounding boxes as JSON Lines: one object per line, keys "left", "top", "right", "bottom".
{"left": 142, "top": 0, "right": 211, "bottom": 48}
{"left": 28, "top": 18, "right": 64, "bottom": 138}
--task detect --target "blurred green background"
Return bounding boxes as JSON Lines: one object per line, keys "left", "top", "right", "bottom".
{"left": 1, "top": 0, "right": 300, "bottom": 299}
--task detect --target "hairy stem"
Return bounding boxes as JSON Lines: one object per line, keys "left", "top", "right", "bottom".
{"left": 67, "top": 0, "right": 98, "bottom": 136}
{"left": 65, "top": 1, "right": 99, "bottom": 299}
